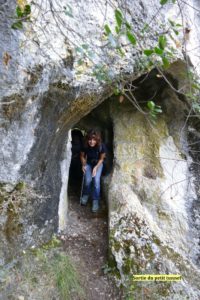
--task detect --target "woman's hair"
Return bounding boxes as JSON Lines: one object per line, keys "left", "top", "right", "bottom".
{"left": 85, "top": 129, "right": 102, "bottom": 147}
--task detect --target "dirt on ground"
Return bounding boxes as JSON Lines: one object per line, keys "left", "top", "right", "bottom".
{"left": 0, "top": 179, "right": 123, "bottom": 300}
{"left": 62, "top": 180, "right": 123, "bottom": 300}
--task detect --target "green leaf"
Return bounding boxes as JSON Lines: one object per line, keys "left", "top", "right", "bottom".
{"left": 115, "top": 9, "right": 123, "bottom": 28}
{"left": 162, "top": 56, "right": 170, "bottom": 68}
{"left": 148, "top": 60, "right": 154, "bottom": 67}
{"left": 154, "top": 107, "right": 162, "bottom": 113}
{"left": 24, "top": 4, "right": 31, "bottom": 16}
{"left": 154, "top": 47, "right": 163, "bottom": 55}
{"left": 192, "top": 83, "right": 200, "bottom": 90}
{"left": 144, "top": 49, "right": 154, "bottom": 56}
{"left": 104, "top": 24, "right": 112, "bottom": 35}
{"left": 126, "top": 31, "right": 136, "bottom": 45}
{"left": 173, "top": 29, "right": 179, "bottom": 35}
{"left": 169, "top": 19, "right": 175, "bottom": 27}
{"left": 117, "top": 47, "right": 125, "bottom": 57}
{"left": 16, "top": 6, "right": 23, "bottom": 18}
{"left": 11, "top": 21, "right": 23, "bottom": 30}
{"left": 147, "top": 101, "right": 155, "bottom": 110}
{"left": 165, "top": 50, "right": 173, "bottom": 57}
{"left": 125, "top": 22, "right": 131, "bottom": 30}
{"left": 113, "top": 87, "right": 120, "bottom": 95}
{"left": 160, "top": 0, "right": 169, "bottom": 5}
{"left": 115, "top": 26, "right": 120, "bottom": 34}
{"left": 159, "top": 35, "right": 167, "bottom": 50}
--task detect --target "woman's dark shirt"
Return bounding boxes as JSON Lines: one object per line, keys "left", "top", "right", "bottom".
{"left": 81, "top": 143, "right": 106, "bottom": 165}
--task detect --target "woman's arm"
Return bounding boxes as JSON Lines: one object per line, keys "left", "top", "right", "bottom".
{"left": 80, "top": 151, "right": 87, "bottom": 173}
{"left": 92, "top": 153, "right": 106, "bottom": 177}
{"left": 96, "top": 153, "right": 106, "bottom": 168}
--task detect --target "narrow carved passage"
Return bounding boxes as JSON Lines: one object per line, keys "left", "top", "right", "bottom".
{"left": 60, "top": 101, "right": 119, "bottom": 299}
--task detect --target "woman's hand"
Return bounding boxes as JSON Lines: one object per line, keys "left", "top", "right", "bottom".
{"left": 82, "top": 165, "right": 86, "bottom": 173}
{"left": 92, "top": 166, "right": 98, "bottom": 177}
{"left": 92, "top": 158, "right": 104, "bottom": 177}
{"left": 80, "top": 152, "right": 86, "bottom": 173}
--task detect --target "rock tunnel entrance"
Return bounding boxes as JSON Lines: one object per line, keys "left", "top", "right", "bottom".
{"left": 68, "top": 99, "right": 114, "bottom": 214}
{"left": 59, "top": 101, "right": 119, "bottom": 298}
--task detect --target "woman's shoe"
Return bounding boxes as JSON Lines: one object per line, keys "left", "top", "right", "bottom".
{"left": 92, "top": 200, "right": 99, "bottom": 212}
{"left": 81, "top": 195, "right": 89, "bottom": 206}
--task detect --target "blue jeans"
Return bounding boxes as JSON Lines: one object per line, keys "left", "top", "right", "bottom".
{"left": 83, "top": 163, "right": 103, "bottom": 201}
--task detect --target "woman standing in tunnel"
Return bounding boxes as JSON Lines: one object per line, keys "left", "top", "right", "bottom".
{"left": 80, "top": 129, "right": 106, "bottom": 212}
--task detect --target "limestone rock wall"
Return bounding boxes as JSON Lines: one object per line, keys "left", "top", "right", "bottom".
{"left": 108, "top": 92, "right": 200, "bottom": 298}
{"left": 0, "top": 0, "right": 185, "bottom": 185}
